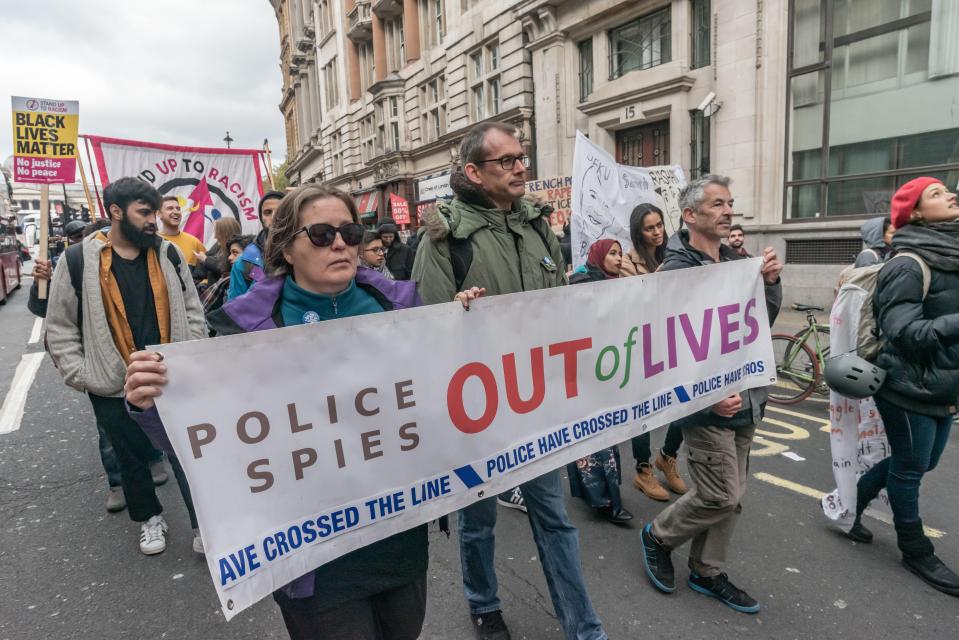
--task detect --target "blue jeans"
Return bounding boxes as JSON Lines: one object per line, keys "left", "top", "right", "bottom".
{"left": 97, "top": 421, "right": 162, "bottom": 488}
{"left": 458, "top": 469, "right": 606, "bottom": 640}
{"left": 856, "top": 397, "right": 953, "bottom": 558}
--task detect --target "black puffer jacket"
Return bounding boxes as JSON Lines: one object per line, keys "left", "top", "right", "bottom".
{"left": 874, "top": 234, "right": 959, "bottom": 416}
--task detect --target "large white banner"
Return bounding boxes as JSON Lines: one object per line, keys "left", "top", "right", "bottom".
{"left": 571, "top": 131, "right": 686, "bottom": 269}
{"left": 153, "top": 259, "right": 775, "bottom": 618}
{"left": 86, "top": 135, "right": 265, "bottom": 243}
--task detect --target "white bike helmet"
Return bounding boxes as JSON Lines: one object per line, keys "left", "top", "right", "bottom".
{"left": 823, "top": 353, "right": 886, "bottom": 399}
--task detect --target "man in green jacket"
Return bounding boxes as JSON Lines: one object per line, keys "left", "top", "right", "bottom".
{"left": 412, "top": 122, "right": 607, "bottom": 640}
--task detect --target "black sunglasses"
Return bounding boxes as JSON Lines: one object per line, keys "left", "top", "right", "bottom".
{"left": 294, "top": 222, "right": 365, "bottom": 247}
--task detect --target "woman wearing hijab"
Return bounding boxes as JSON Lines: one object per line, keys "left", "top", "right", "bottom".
{"left": 850, "top": 177, "right": 959, "bottom": 596}
{"left": 566, "top": 239, "right": 633, "bottom": 524}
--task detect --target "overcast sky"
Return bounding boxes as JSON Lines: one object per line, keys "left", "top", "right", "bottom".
{"left": 0, "top": 0, "right": 286, "bottom": 176}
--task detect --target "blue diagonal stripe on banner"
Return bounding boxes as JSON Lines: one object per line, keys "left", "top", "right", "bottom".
{"left": 453, "top": 465, "right": 484, "bottom": 489}
{"left": 673, "top": 386, "right": 691, "bottom": 403}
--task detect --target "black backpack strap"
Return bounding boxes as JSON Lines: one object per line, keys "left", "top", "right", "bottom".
{"left": 164, "top": 243, "right": 187, "bottom": 292}
{"left": 65, "top": 243, "right": 85, "bottom": 332}
{"left": 448, "top": 236, "right": 473, "bottom": 293}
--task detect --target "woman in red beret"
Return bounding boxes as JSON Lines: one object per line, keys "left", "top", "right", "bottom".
{"left": 852, "top": 177, "right": 959, "bottom": 596}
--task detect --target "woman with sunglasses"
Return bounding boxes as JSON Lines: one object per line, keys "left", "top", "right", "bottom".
{"left": 123, "top": 184, "right": 430, "bottom": 640}
{"left": 359, "top": 230, "right": 394, "bottom": 280}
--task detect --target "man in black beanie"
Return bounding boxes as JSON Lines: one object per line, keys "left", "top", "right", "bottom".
{"left": 378, "top": 218, "right": 416, "bottom": 280}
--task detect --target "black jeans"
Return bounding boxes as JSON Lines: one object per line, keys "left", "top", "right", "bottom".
{"left": 280, "top": 577, "right": 427, "bottom": 640}
{"left": 631, "top": 423, "right": 684, "bottom": 470}
{"left": 88, "top": 394, "right": 197, "bottom": 527}
{"left": 856, "top": 397, "right": 952, "bottom": 558}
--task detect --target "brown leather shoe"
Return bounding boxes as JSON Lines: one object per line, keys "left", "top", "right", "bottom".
{"left": 655, "top": 452, "right": 688, "bottom": 495}
{"left": 633, "top": 463, "right": 669, "bottom": 501}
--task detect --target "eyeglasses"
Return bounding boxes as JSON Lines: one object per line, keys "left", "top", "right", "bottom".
{"left": 473, "top": 154, "right": 530, "bottom": 171}
{"left": 293, "top": 222, "right": 365, "bottom": 247}
{"left": 365, "top": 246, "right": 387, "bottom": 255}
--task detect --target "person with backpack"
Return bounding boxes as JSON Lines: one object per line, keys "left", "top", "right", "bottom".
{"left": 124, "top": 184, "right": 429, "bottom": 640}
{"left": 853, "top": 216, "right": 895, "bottom": 268}
{"left": 413, "top": 122, "right": 608, "bottom": 640}
{"left": 846, "top": 177, "right": 959, "bottom": 596}
{"left": 228, "top": 190, "right": 284, "bottom": 300}
{"left": 28, "top": 216, "right": 169, "bottom": 514}
{"left": 45, "top": 177, "right": 207, "bottom": 556}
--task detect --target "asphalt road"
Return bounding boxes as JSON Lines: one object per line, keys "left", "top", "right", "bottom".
{"left": 1, "top": 279, "right": 957, "bottom": 640}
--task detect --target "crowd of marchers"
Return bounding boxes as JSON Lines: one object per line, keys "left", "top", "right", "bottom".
{"left": 19, "top": 120, "right": 959, "bottom": 640}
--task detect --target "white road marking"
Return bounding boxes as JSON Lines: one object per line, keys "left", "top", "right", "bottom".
{"left": 27, "top": 318, "right": 43, "bottom": 345}
{"left": 781, "top": 451, "right": 806, "bottom": 462}
{"left": 753, "top": 472, "right": 945, "bottom": 538}
{"left": 0, "top": 353, "right": 46, "bottom": 435}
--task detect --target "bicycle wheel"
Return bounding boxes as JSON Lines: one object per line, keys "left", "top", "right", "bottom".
{"left": 770, "top": 334, "right": 820, "bottom": 404}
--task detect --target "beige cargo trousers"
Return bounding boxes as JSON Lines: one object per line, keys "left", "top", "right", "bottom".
{"left": 651, "top": 423, "right": 758, "bottom": 577}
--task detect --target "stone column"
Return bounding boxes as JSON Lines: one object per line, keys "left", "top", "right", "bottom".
{"left": 403, "top": 0, "right": 421, "bottom": 63}
{"left": 372, "top": 13, "right": 387, "bottom": 82}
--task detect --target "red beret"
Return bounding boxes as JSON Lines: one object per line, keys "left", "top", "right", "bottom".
{"left": 890, "top": 177, "right": 942, "bottom": 229}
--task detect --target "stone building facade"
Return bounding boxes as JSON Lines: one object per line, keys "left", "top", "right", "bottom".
{"left": 271, "top": 0, "right": 536, "bottom": 225}
{"left": 271, "top": 0, "right": 959, "bottom": 305}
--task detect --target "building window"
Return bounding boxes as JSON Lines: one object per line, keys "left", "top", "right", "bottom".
{"left": 318, "top": 0, "right": 334, "bottom": 39}
{"left": 386, "top": 18, "right": 406, "bottom": 72}
{"left": 361, "top": 114, "right": 377, "bottom": 163}
{"left": 784, "top": 0, "right": 957, "bottom": 220}
{"left": 359, "top": 42, "right": 375, "bottom": 90}
{"left": 578, "top": 38, "right": 593, "bottom": 102}
{"left": 391, "top": 122, "right": 401, "bottom": 150}
{"left": 609, "top": 7, "right": 672, "bottom": 79}
{"left": 470, "top": 42, "right": 502, "bottom": 121}
{"left": 323, "top": 58, "right": 339, "bottom": 112}
{"left": 420, "top": 74, "right": 447, "bottom": 143}
{"left": 330, "top": 131, "right": 344, "bottom": 176}
{"left": 690, "top": 109, "right": 711, "bottom": 179}
{"left": 419, "top": 0, "right": 446, "bottom": 48}
{"left": 691, "top": 0, "right": 711, "bottom": 69}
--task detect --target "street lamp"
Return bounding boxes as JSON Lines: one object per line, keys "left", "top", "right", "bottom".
{"left": 223, "top": 131, "right": 234, "bottom": 149}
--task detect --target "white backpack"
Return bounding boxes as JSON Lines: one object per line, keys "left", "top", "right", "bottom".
{"left": 834, "top": 252, "right": 931, "bottom": 362}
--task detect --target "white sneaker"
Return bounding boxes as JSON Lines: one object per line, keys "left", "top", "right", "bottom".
{"left": 192, "top": 528, "right": 204, "bottom": 554}
{"left": 139, "top": 515, "right": 168, "bottom": 555}
{"left": 496, "top": 487, "right": 528, "bottom": 513}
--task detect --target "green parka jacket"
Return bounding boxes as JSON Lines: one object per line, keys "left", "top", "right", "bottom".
{"left": 412, "top": 172, "right": 567, "bottom": 304}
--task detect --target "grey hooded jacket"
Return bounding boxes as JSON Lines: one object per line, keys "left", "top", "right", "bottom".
{"left": 45, "top": 234, "right": 206, "bottom": 397}
{"left": 853, "top": 217, "right": 889, "bottom": 268}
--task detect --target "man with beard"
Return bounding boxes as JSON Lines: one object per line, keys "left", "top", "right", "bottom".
{"left": 46, "top": 177, "right": 207, "bottom": 556}
{"left": 157, "top": 195, "right": 206, "bottom": 267}
{"left": 726, "top": 224, "right": 750, "bottom": 257}
{"left": 228, "top": 190, "right": 283, "bottom": 299}
{"left": 640, "top": 175, "right": 782, "bottom": 614}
